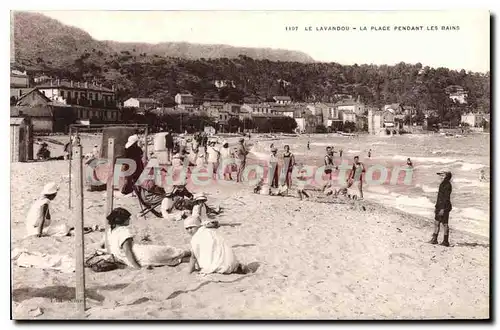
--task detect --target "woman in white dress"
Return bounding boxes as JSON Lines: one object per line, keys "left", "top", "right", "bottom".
{"left": 185, "top": 215, "right": 246, "bottom": 274}
{"left": 104, "top": 207, "right": 189, "bottom": 268}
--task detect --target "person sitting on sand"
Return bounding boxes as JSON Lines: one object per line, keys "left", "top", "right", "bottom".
{"left": 25, "top": 182, "right": 71, "bottom": 238}
{"left": 191, "top": 192, "right": 221, "bottom": 228}
{"left": 429, "top": 171, "right": 453, "bottom": 247}
{"left": 36, "top": 143, "right": 51, "bottom": 160}
{"left": 185, "top": 215, "right": 247, "bottom": 275}
{"left": 161, "top": 186, "right": 191, "bottom": 221}
{"left": 104, "top": 207, "right": 190, "bottom": 268}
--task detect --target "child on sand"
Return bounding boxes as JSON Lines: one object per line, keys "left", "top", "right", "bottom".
{"left": 25, "top": 182, "right": 70, "bottom": 238}
{"left": 185, "top": 215, "right": 247, "bottom": 274}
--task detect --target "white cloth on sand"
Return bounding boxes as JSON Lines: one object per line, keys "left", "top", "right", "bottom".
{"left": 12, "top": 248, "right": 75, "bottom": 273}
{"left": 191, "top": 226, "right": 239, "bottom": 274}
{"left": 107, "top": 227, "right": 185, "bottom": 267}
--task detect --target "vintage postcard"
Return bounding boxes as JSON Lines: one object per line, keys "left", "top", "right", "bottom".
{"left": 10, "top": 10, "right": 490, "bottom": 320}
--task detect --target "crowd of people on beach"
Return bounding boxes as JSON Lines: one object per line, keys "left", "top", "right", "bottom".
{"left": 23, "top": 129, "right": 479, "bottom": 279}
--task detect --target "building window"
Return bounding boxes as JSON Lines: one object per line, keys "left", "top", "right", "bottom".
{"left": 95, "top": 93, "right": 98, "bottom": 101}
{"left": 60, "top": 90, "right": 65, "bottom": 98}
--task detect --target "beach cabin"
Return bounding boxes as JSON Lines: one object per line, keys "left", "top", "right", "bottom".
{"left": 10, "top": 116, "right": 33, "bottom": 162}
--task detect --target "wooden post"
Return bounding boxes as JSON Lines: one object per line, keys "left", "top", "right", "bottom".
{"left": 105, "top": 138, "right": 115, "bottom": 253}
{"left": 72, "top": 144, "right": 86, "bottom": 316}
{"left": 144, "top": 126, "right": 149, "bottom": 159}
{"left": 68, "top": 127, "right": 72, "bottom": 209}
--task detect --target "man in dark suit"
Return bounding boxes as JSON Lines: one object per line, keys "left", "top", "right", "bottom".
{"left": 429, "top": 170, "right": 453, "bottom": 247}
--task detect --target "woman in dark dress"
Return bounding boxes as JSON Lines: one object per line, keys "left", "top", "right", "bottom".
{"left": 121, "top": 135, "right": 145, "bottom": 195}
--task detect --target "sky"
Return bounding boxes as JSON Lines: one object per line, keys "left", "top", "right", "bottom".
{"left": 30, "top": 10, "right": 491, "bottom": 73}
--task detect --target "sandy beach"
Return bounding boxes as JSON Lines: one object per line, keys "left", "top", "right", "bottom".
{"left": 11, "top": 135, "right": 489, "bottom": 320}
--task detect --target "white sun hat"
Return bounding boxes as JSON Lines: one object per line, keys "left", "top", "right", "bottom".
{"left": 125, "top": 135, "right": 139, "bottom": 149}
{"left": 41, "top": 182, "right": 59, "bottom": 195}
{"left": 193, "top": 192, "right": 208, "bottom": 201}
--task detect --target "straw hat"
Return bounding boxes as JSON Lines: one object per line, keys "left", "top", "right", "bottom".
{"left": 193, "top": 192, "right": 208, "bottom": 202}
{"left": 184, "top": 215, "right": 202, "bottom": 229}
{"left": 41, "top": 182, "right": 59, "bottom": 195}
{"left": 271, "top": 147, "right": 278, "bottom": 152}
{"left": 125, "top": 135, "right": 139, "bottom": 149}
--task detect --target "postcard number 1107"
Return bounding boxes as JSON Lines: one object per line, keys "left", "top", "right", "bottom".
{"left": 286, "top": 26, "right": 298, "bottom": 31}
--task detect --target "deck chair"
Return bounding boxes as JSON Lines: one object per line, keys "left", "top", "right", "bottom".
{"left": 133, "top": 185, "right": 164, "bottom": 218}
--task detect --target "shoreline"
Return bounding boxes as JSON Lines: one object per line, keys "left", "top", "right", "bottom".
{"left": 11, "top": 135, "right": 489, "bottom": 319}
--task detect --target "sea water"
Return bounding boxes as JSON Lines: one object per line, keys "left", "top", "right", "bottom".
{"left": 252, "top": 133, "right": 491, "bottom": 237}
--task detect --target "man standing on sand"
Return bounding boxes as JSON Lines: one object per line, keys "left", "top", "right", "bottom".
{"left": 235, "top": 138, "right": 248, "bottom": 182}
{"left": 165, "top": 130, "right": 174, "bottom": 164}
{"left": 429, "top": 170, "right": 453, "bottom": 247}
{"left": 346, "top": 156, "right": 365, "bottom": 199}
{"left": 324, "top": 147, "right": 336, "bottom": 183}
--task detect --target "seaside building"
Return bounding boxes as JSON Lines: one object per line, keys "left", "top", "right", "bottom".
{"left": 223, "top": 103, "right": 241, "bottom": 115}
{"left": 368, "top": 109, "right": 403, "bottom": 135}
{"left": 175, "top": 93, "right": 195, "bottom": 105}
{"left": 461, "top": 113, "right": 484, "bottom": 128}
{"left": 238, "top": 107, "right": 252, "bottom": 121}
{"left": 241, "top": 103, "right": 275, "bottom": 115}
{"left": 10, "top": 70, "right": 31, "bottom": 102}
{"left": 11, "top": 84, "right": 121, "bottom": 132}
{"left": 11, "top": 70, "right": 29, "bottom": 88}
{"left": 175, "top": 104, "right": 199, "bottom": 113}
{"left": 273, "top": 96, "right": 292, "bottom": 105}
{"left": 339, "top": 110, "right": 356, "bottom": 124}
{"left": 336, "top": 97, "right": 365, "bottom": 116}
{"left": 123, "top": 97, "right": 160, "bottom": 111}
